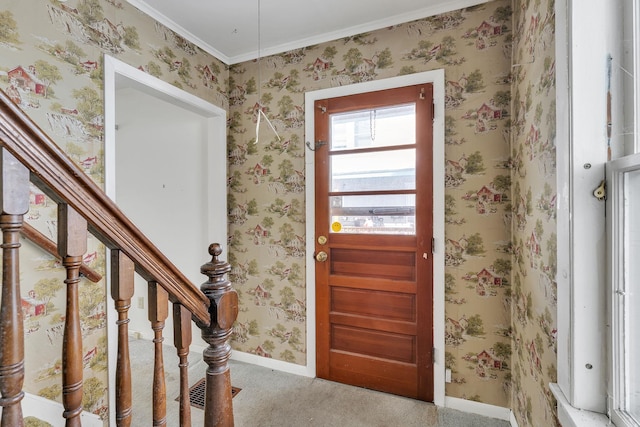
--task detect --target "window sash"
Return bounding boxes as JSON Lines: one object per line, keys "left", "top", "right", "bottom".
{"left": 607, "top": 153, "right": 640, "bottom": 427}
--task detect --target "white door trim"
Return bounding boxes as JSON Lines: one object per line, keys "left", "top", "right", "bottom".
{"left": 103, "top": 54, "right": 227, "bottom": 423}
{"left": 304, "top": 69, "right": 446, "bottom": 405}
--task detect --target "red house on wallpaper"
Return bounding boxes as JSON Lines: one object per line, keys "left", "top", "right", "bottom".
{"left": 21, "top": 290, "right": 46, "bottom": 319}
{"left": 8, "top": 66, "right": 46, "bottom": 96}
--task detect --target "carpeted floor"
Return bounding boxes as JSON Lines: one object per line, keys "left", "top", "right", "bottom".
{"left": 129, "top": 338, "right": 510, "bottom": 426}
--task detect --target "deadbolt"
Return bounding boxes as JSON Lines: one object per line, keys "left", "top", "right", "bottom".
{"left": 315, "top": 251, "right": 328, "bottom": 262}
{"left": 317, "top": 235, "right": 327, "bottom": 245}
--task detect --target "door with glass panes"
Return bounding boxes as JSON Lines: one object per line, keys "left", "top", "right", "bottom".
{"left": 314, "top": 84, "right": 434, "bottom": 401}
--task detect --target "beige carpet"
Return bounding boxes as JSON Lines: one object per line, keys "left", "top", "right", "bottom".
{"left": 129, "top": 338, "right": 509, "bottom": 426}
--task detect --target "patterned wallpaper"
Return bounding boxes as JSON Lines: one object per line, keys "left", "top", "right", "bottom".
{"left": 510, "top": 0, "right": 558, "bottom": 425}
{"left": 227, "top": 0, "right": 515, "bottom": 408}
{"left": 0, "top": 0, "right": 559, "bottom": 424}
{"left": 0, "top": 0, "right": 227, "bottom": 423}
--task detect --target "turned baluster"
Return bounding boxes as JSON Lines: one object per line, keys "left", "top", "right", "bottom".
{"left": 58, "top": 204, "right": 87, "bottom": 427}
{"left": 111, "top": 250, "right": 134, "bottom": 427}
{"left": 173, "top": 303, "right": 192, "bottom": 427}
{"left": 197, "top": 243, "right": 238, "bottom": 427}
{"left": 148, "top": 281, "right": 168, "bottom": 427}
{"left": 0, "top": 149, "right": 28, "bottom": 427}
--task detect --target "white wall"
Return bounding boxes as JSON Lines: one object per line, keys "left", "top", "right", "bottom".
{"left": 114, "top": 86, "right": 211, "bottom": 341}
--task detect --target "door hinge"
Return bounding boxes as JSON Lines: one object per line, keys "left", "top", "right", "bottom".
{"left": 432, "top": 347, "right": 436, "bottom": 364}
{"left": 431, "top": 237, "right": 435, "bottom": 253}
{"left": 432, "top": 102, "right": 435, "bottom": 121}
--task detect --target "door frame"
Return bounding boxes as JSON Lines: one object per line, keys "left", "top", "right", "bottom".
{"left": 103, "top": 54, "right": 227, "bottom": 423}
{"left": 304, "top": 69, "right": 445, "bottom": 405}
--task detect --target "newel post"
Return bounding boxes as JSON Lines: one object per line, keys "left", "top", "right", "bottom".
{"left": 198, "top": 243, "right": 238, "bottom": 427}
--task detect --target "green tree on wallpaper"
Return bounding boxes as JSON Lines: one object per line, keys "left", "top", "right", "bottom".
{"left": 72, "top": 87, "right": 102, "bottom": 124}
{"left": 78, "top": 0, "right": 103, "bottom": 24}
{"left": 444, "top": 194, "right": 457, "bottom": 216}
{"left": 465, "top": 314, "right": 485, "bottom": 336}
{"left": 465, "top": 233, "right": 485, "bottom": 256}
{"left": 493, "top": 341, "right": 511, "bottom": 361}
{"left": 38, "top": 384, "right": 61, "bottom": 400}
{"left": 465, "top": 151, "right": 485, "bottom": 174}
{"left": 375, "top": 48, "right": 393, "bottom": 69}
{"left": 82, "top": 376, "right": 105, "bottom": 412}
{"left": 494, "top": 90, "right": 511, "bottom": 110}
{"left": 261, "top": 340, "right": 275, "bottom": 354}
{"left": 279, "top": 286, "right": 296, "bottom": 307}
{"left": 444, "top": 273, "right": 456, "bottom": 294}
{"left": 247, "top": 199, "right": 258, "bottom": 215}
{"left": 177, "top": 57, "right": 191, "bottom": 83}
{"left": 445, "top": 351, "right": 456, "bottom": 371}
{"left": 494, "top": 5, "right": 513, "bottom": 22}
{"left": 123, "top": 26, "right": 140, "bottom": 50}
{"left": 436, "top": 36, "right": 456, "bottom": 62}
{"left": 277, "top": 95, "right": 294, "bottom": 117}
{"left": 493, "top": 258, "right": 511, "bottom": 276}
{"left": 25, "top": 418, "right": 52, "bottom": 427}
{"left": 280, "top": 349, "right": 296, "bottom": 363}
{"left": 322, "top": 45, "right": 337, "bottom": 60}
{"left": 248, "top": 259, "right": 259, "bottom": 276}
{"left": 262, "top": 216, "right": 274, "bottom": 229}
{"left": 465, "top": 69, "right": 485, "bottom": 93}
{"left": 34, "top": 60, "right": 62, "bottom": 99}
{"left": 0, "top": 10, "right": 20, "bottom": 45}
{"left": 34, "top": 278, "right": 64, "bottom": 311}
{"left": 343, "top": 48, "right": 363, "bottom": 72}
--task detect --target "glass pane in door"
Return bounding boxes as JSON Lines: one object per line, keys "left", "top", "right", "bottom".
{"left": 328, "top": 104, "right": 417, "bottom": 235}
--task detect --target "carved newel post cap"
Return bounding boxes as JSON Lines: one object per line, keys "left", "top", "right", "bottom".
{"left": 200, "top": 243, "right": 231, "bottom": 279}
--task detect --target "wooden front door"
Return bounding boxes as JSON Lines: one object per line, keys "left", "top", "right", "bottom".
{"left": 314, "top": 84, "right": 434, "bottom": 401}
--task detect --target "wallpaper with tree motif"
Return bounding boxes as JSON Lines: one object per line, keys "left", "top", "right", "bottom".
{"left": 510, "top": 0, "right": 558, "bottom": 425}
{"left": 227, "top": 0, "right": 516, "bottom": 408}
{"left": 0, "top": 0, "right": 227, "bottom": 423}
{"left": 0, "top": 0, "right": 560, "bottom": 424}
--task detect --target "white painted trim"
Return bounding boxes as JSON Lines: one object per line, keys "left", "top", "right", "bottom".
{"left": 550, "top": 383, "right": 611, "bottom": 427}
{"left": 444, "top": 396, "right": 511, "bottom": 422}
{"left": 126, "top": 0, "right": 489, "bottom": 64}
{"left": 228, "top": 0, "right": 491, "bottom": 64}
{"left": 103, "top": 54, "right": 227, "bottom": 425}
{"left": 126, "top": 0, "right": 228, "bottom": 63}
{"left": 304, "top": 69, "right": 446, "bottom": 404}
{"left": 230, "top": 349, "right": 312, "bottom": 377}
{"left": 555, "top": 0, "right": 611, "bottom": 412}
{"left": 22, "top": 393, "right": 103, "bottom": 427}
{"left": 509, "top": 410, "right": 519, "bottom": 427}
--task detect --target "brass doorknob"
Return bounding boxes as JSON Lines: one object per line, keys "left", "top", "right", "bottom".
{"left": 315, "top": 251, "right": 328, "bottom": 262}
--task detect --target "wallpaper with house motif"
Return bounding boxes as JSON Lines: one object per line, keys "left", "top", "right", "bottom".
{"left": 227, "top": 0, "right": 516, "bottom": 408}
{"left": 0, "top": 0, "right": 227, "bottom": 423}
{"left": 1, "top": 0, "right": 560, "bottom": 424}
{"left": 510, "top": 0, "right": 558, "bottom": 425}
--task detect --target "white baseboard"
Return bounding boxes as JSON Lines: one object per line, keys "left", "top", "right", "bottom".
{"left": 510, "top": 409, "right": 520, "bottom": 427}
{"left": 230, "top": 349, "right": 313, "bottom": 377}
{"left": 444, "top": 396, "right": 512, "bottom": 422}
{"left": 23, "top": 393, "right": 103, "bottom": 427}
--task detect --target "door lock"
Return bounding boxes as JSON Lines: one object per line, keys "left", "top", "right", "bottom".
{"left": 315, "top": 251, "right": 328, "bottom": 262}
{"left": 593, "top": 180, "right": 606, "bottom": 201}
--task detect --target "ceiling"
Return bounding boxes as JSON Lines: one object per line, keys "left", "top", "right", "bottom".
{"left": 127, "top": 0, "right": 489, "bottom": 65}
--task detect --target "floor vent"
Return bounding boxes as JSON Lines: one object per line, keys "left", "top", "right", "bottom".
{"left": 177, "top": 379, "right": 241, "bottom": 410}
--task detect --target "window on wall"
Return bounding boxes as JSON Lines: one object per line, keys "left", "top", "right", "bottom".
{"left": 608, "top": 2, "right": 640, "bottom": 426}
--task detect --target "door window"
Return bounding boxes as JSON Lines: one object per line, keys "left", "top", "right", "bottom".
{"left": 328, "top": 104, "right": 417, "bottom": 234}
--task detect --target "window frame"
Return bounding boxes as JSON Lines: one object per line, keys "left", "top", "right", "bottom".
{"left": 607, "top": 154, "right": 640, "bottom": 427}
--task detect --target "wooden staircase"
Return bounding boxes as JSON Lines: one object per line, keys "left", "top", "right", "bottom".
{"left": 0, "top": 89, "right": 238, "bottom": 426}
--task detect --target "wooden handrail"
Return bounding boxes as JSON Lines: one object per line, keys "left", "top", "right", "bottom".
{"left": 21, "top": 222, "right": 103, "bottom": 283}
{"left": 0, "top": 90, "right": 210, "bottom": 324}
